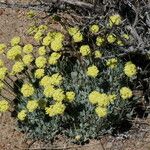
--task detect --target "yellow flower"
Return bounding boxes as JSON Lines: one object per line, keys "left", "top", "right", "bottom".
{"left": 27, "top": 100, "right": 38, "bottom": 112}
{"left": 34, "top": 69, "right": 44, "bottom": 79}
{"left": 87, "top": 65, "right": 99, "bottom": 78}
{"left": 97, "top": 93, "right": 109, "bottom": 107}
{"left": 38, "top": 25, "right": 48, "bottom": 32}
{"left": 107, "top": 34, "right": 116, "bottom": 43}
{"left": 50, "top": 73, "right": 63, "bottom": 86}
{"left": 51, "top": 40, "right": 63, "bottom": 51}
{"left": 27, "top": 25, "right": 38, "bottom": 35}
{"left": 48, "top": 52, "right": 61, "bottom": 65}
{"left": 108, "top": 94, "right": 116, "bottom": 103}
{"left": 66, "top": 91, "right": 75, "bottom": 102}
{"left": 106, "top": 58, "right": 118, "bottom": 69}
{"left": 124, "top": 61, "right": 137, "bottom": 77}
{"left": 38, "top": 46, "right": 46, "bottom": 56}
{"left": 122, "top": 34, "right": 130, "bottom": 40}
{"left": 0, "top": 100, "right": 9, "bottom": 112}
{"left": 45, "top": 102, "right": 66, "bottom": 116}
{"left": 22, "top": 54, "right": 33, "bottom": 64}
{"left": 34, "top": 31, "right": 43, "bottom": 42}
{"left": 53, "top": 88, "right": 65, "bottom": 102}
{"left": 117, "top": 40, "right": 124, "bottom": 46}
{"left": 21, "top": 83, "right": 34, "bottom": 97}
{"left": 68, "top": 27, "right": 79, "bottom": 36}
{"left": 54, "top": 32, "right": 65, "bottom": 41}
{"left": 109, "top": 14, "right": 122, "bottom": 27}
{"left": 17, "top": 110, "right": 27, "bottom": 121}
{"left": 72, "top": 31, "right": 83, "bottom": 42}
{"left": 27, "top": 10, "right": 35, "bottom": 18}
{"left": 11, "top": 36, "right": 21, "bottom": 46}
{"left": 0, "top": 67, "right": 8, "bottom": 80}
{"left": 23, "top": 44, "right": 33, "bottom": 54}
{"left": 0, "top": 43, "right": 6, "bottom": 54}
{"left": 40, "top": 75, "right": 51, "bottom": 87}
{"left": 94, "top": 50, "right": 102, "bottom": 58}
{"left": 11, "top": 61, "right": 24, "bottom": 75}
{"left": 43, "top": 85, "right": 55, "bottom": 98}
{"left": 80, "top": 45, "right": 90, "bottom": 56}
{"left": 23, "top": 54, "right": 33, "bottom": 66}
{"left": 0, "top": 59, "right": 4, "bottom": 67}
{"left": 95, "top": 106, "right": 107, "bottom": 118}
{"left": 35, "top": 56, "right": 47, "bottom": 68}
{"left": 120, "top": 87, "right": 133, "bottom": 100}
{"left": 7, "top": 45, "right": 22, "bottom": 60}
{"left": 90, "top": 24, "right": 99, "bottom": 33}
{"left": 88, "top": 91, "right": 101, "bottom": 104}
{"left": 96, "top": 36, "right": 105, "bottom": 46}
{"left": 75, "top": 135, "right": 81, "bottom": 141}
{"left": 0, "top": 81, "right": 4, "bottom": 90}
{"left": 42, "top": 36, "right": 52, "bottom": 46}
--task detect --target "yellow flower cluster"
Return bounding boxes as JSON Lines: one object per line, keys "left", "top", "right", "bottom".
{"left": 23, "top": 44, "right": 33, "bottom": 54}
{"left": 89, "top": 91, "right": 117, "bottom": 117}
{"left": 80, "top": 45, "right": 91, "bottom": 56}
{"left": 45, "top": 102, "right": 66, "bottom": 116}
{"left": 48, "top": 52, "right": 61, "bottom": 65}
{"left": 23, "top": 54, "right": 33, "bottom": 66}
{"left": 0, "top": 67, "right": 7, "bottom": 80}
{"left": 38, "top": 46, "right": 46, "bottom": 56}
{"left": 35, "top": 56, "right": 47, "bottom": 68}
{"left": 0, "top": 59, "right": 4, "bottom": 67}
{"left": 43, "top": 85, "right": 55, "bottom": 98}
{"left": 124, "top": 61, "right": 137, "bottom": 77}
{"left": 0, "top": 81, "right": 4, "bottom": 90}
{"left": 106, "top": 58, "right": 118, "bottom": 69}
{"left": 10, "top": 36, "right": 21, "bottom": 46}
{"left": 87, "top": 65, "right": 99, "bottom": 78}
{"left": 27, "top": 10, "right": 36, "bottom": 18}
{"left": 94, "top": 50, "right": 102, "bottom": 58}
{"left": 90, "top": 24, "right": 99, "bottom": 33}
{"left": 53, "top": 88, "right": 65, "bottom": 102}
{"left": 17, "top": 110, "right": 27, "bottom": 121}
{"left": 34, "top": 31, "right": 43, "bottom": 42}
{"left": 40, "top": 73, "right": 63, "bottom": 87}
{"left": 96, "top": 36, "right": 105, "bottom": 46}
{"left": 21, "top": 83, "right": 34, "bottom": 97}
{"left": 51, "top": 40, "right": 63, "bottom": 52}
{"left": 27, "top": 100, "right": 38, "bottom": 112}
{"left": 0, "top": 100, "right": 9, "bottom": 112}
{"left": 42, "top": 35, "right": 52, "bottom": 46}
{"left": 68, "top": 27, "right": 83, "bottom": 42}
{"left": 109, "top": 14, "right": 122, "bottom": 27}
{"left": 11, "top": 61, "right": 24, "bottom": 75}
{"left": 34, "top": 69, "right": 44, "bottom": 79}
{"left": 107, "top": 34, "right": 116, "bottom": 43}
{"left": 66, "top": 91, "right": 75, "bottom": 102}
{"left": 0, "top": 43, "right": 6, "bottom": 54}
{"left": 7, "top": 45, "right": 22, "bottom": 60}
{"left": 95, "top": 106, "right": 107, "bottom": 118}
{"left": 120, "top": 87, "right": 133, "bottom": 100}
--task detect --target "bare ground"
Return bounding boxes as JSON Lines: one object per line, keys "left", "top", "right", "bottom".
{"left": 0, "top": 7, "right": 150, "bottom": 150}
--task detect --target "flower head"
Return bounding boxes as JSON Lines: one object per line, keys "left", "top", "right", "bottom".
{"left": 124, "top": 61, "right": 137, "bottom": 77}
{"left": 48, "top": 52, "right": 61, "bottom": 65}
{"left": 90, "top": 24, "right": 99, "bottom": 33}
{"left": 0, "top": 67, "right": 8, "bottom": 80}
{"left": 11, "top": 36, "right": 21, "bottom": 46}
{"left": 107, "top": 34, "right": 116, "bottom": 43}
{"left": 17, "top": 110, "right": 27, "bottom": 121}
{"left": 94, "top": 50, "right": 102, "bottom": 58}
{"left": 88, "top": 91, "right": 101, "bottom": 104}
{"left": 0, "top": 43, "right": 6, "bottom": 54}
{"left": 106, "top": 58, "right": 118, "bottom": 69}
{"left": 23, "top": 54, "right": 33, "bottom": 66}
{"left": 38, "top": 46, "right": 46, "bottom": 56}
{"left": 53, "top": 88, "right": 65, "bottom": 102}
{"left": 35, "top": 56, "right": 47, "bottom": 68}
{"left": 120, "top": 87, "right": 133, "bottom": 100}
{"left": 51, "top": 40, "right": 63, "bottom": 51}
{"left": 95, "top": 106, "right": 107, "bottom": 118}
{"left": 23, "top": 44, "right": 33, "bottom": 54}
{"left": 109, "top": 14, "right": 122, "bottom": 27}
{"left": 27, "top": 100, "right": 38, "bottom": 112}
{"left": 96, "top": 36, "right": 105, "bottom": 46}
{"left": 0, "top": 100, "right": 9, "bottom": 112}
{"left": 80, "top": 45, "right": 90, "bottom": 56}
{"left": 34, "top": 69, "right": 44, "bottom": 79}
{"left": 11, "top": 61, "right": 24, "bottom": 75}
{"left": 87, "top": 65, "right": 99, "bottom": 78}
{"left": 21, "top": 83, "right": 34, "bottom": 97}
{"left": 66, "top": 91, "right": 75, "bottom": 102}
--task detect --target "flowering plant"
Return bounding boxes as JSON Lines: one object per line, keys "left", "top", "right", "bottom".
{"left": 0, "top": 12, "right": 143, "bottom": 142}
